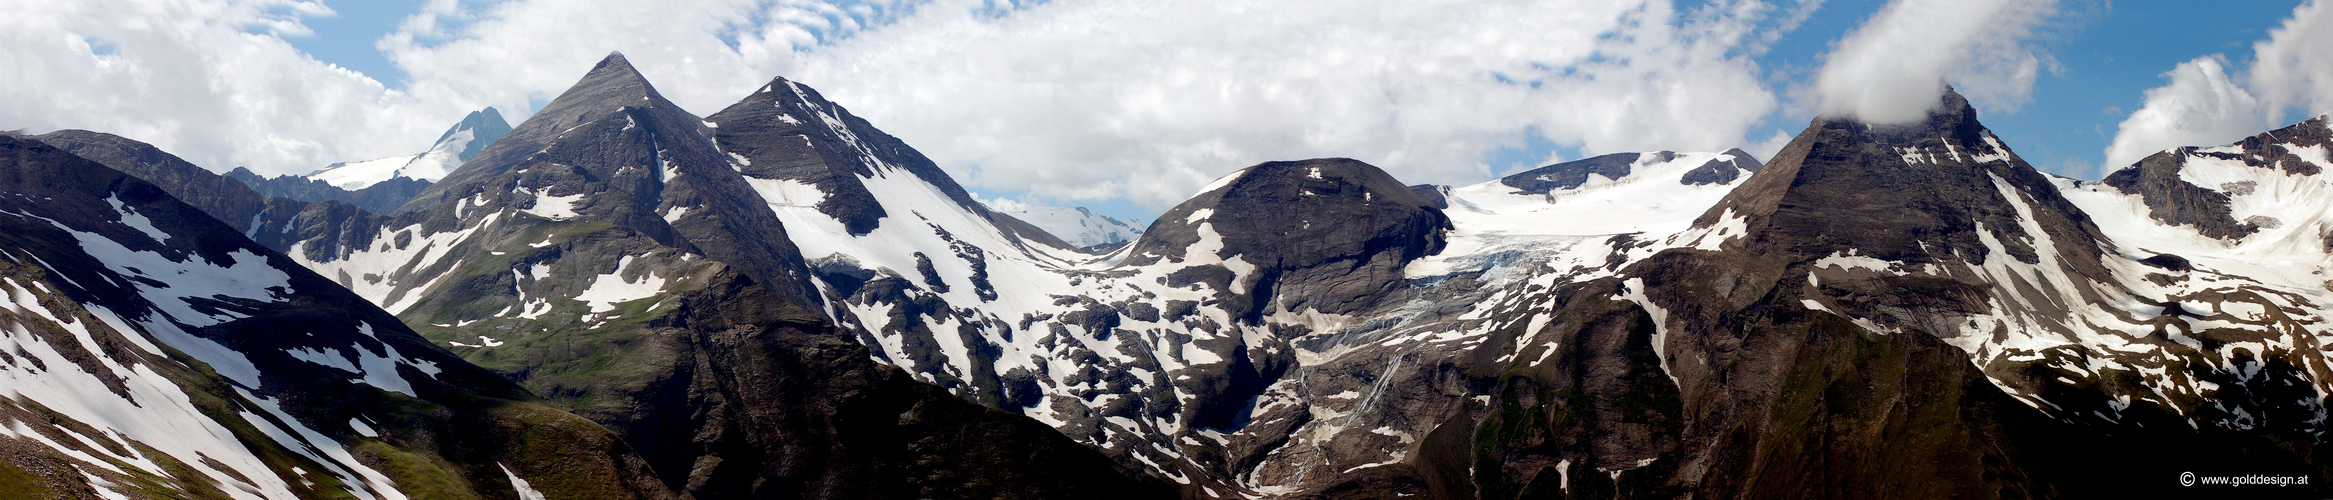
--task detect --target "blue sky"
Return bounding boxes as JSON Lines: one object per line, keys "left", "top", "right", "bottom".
{"left": 1733, "top": 0, "right": 2295, "bottom": 179}
{"left": 1456, "top": 1, "right": 2308, "bottom": 224}
{"left": 7, "top": 1, "right": 2328, "bottom": 225}
{"left": 1931, "top": 1, "right": 2302, "bottom": 178}
{"left": 280, "top": 1, "right": 423, "bottom": 88}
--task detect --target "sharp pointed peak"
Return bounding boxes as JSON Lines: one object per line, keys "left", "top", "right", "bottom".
{"left": 750, "top": 74, "right": 829, "bottom": 103}
{"left": 1812, "top": 84, "right": 1983, "bottom": 131}
{"left": 1809, "top": 84, "right": 1988, "bottom": 143}
{"left": 531, "top": 50, "right": 670, "bottom": 110}
{"left": 1932, "top": 85, "right": 1979, "bottom": 122}
{"left": 582, "top": 51, "right": 650, "bottom": 85}
{"left": 595, "top": 51, "right": 632, "bottom": 68}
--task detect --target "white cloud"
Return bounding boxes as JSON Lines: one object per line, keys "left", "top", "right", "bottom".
{"left": 2250, "top": 0, "right": 2333, "bottom": 118}
{"left": 376, "top": 0, "right": 808, "bottom": 125}
{"left": 1745, "top": 129, "right": 1795, "bottom": 163}
{"left": 0, "top": 0, "right": 469, "bottom": 175}
{"left": 3, "top": 0, "right": 1808, "bottom": 212}
{"left": 2099, "top": 56, "right": 2270, "bottom": 172}
{"left": 973, "top": 193, "right": 1029, "bottom": 213}
{"left": 1811, "top": 0, "right": 2059, "bottom": 124}
{"left": 2100, "top": 1, "right": 2333, "bottom": 173}
{"left": 776, "top": 0, "right": 1793, "bottom": 208}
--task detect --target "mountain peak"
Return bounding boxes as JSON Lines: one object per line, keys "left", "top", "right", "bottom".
{"left": 1695, "top": 84, "right": 2106, "bottom": 271}
{"left": 708, "top": 75, "right": 993, "bottom": 236}
{"left": 585, "top": 51, "right": 648, "bottom": 85}
{"left": 397, "top": 52, "right": 680, "bottom": 213}
{"left": 433, "top": 107, "right": 513, "bottom": 154}
{"left": 1811, "top": 86, "right": 1981, "bottom": 142}
{"left": 2100, "top": 113, "right": 2333, "bottom": 240}
{"left": 573, "top": 51, "right": 659, "bottom": 101}
{"left": 1130, "top": 157, "right": 1449, "bottom": 321}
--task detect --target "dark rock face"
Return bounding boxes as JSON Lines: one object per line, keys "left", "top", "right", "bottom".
{"left": 22, "top": 130, "right": 440, "bottom": 278}
{"left": 1678, "top": 147, "right": 1764, "bottom": 185}
{"left": 0, "top": 135, "right": 673, "bottom": 499}
{"left": 35, "top": 106, "right": 504, "bottom": 227}
{"left": 378, "top": 52, "right": 825, "bottom": 311}
{"left": 706, "top": 79, "right": 883, "bottom": 236}
{"left": 401, "top": 55, "right": 658, "bottom": 214}
{"left": 539, "top": 265, "right": 1174, "bottom": 499}
{"left": 1406, "top": 183, "right": 1450, "bottom": 209}
{"left": 1453, "top": 89, "right": 2326, "bottom": 498}
{"left": 705, "top": 76, "right": 998, "bottom": 237}
{"left": 1701, "top": 90, "right": 2110, "bottom": 273}
{"left": 1500, "top": 148, "right": 1764, "bottom": 193}
{"left": 53, "top": 49, "right": 2333, "bottom": 499}
{"left": 2101, "top": 116, "right": 2333, "bottom": 240}
{"left": 1131, "top": 158, "right": 1451, "bottom": 322}
{"left": 225, "top": 166, "right": 431, "bottom": 215}
{"left": 26, "top": 129, "right": 266, "bottom": 232}
{"left": 1502, "top": 151, "right": 1651, "bottom": 194}
{"left": 241, "top": 53, "right": 1177, "bottom": 499}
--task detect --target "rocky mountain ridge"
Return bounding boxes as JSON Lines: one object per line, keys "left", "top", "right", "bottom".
{"left": 52, "top": 52, "right": 1171, "bottom": 499}
{"left": 0, "top": 134, "right": 673, "bottom": 499}
{"left": 10, "top": 48, "right": 2333, "bottom": 499}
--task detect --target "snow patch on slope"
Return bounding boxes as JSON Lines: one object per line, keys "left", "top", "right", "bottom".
{"left": 574, "top": 255, "right": 667, "bottom": 313}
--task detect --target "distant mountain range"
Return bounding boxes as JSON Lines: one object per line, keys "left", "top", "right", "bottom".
{"left": 994, "top": 206, "right": 1145, "bottom": 250}
{"left": 212, "top": 108, "right": 511, "bottom": 215}
{"left": 0, "top": 52, "right": 2326, "bottom": 498}
{"left": 314, "top": 107, "right": 512, "bottom": 191}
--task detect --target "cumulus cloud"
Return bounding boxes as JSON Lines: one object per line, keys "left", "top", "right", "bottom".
{"left": 2098, "top": 56, "right": 2270, "bottom": 171}
{"left": 776, "top": 0, "right": 1793, "bottom": 208}
{"left": 4, "top": 0, "right": 1812, "bottom": 212}
{"left": 0, "top": 0, "right": 469, "bottom": 174}
{"left": 2250, "top": 0, "right": 2333, "bottom": 117}
{"left": 973, "top": 193, "right": 1030, "bottom": 213}
{"left": 2101, "top": 0, "right": 2333, "bottom": 172}
{"left": 376, "top": 0, "right": 824, "bottom": 123}
{"left": 0, "top": 0, "right": 916, "bottom": 177}
{"left": 1811, "top": 0, "right": 2059, "bottom": 124}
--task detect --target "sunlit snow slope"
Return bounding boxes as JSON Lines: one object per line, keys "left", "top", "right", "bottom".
{"left": 0, "top": 135, "right": 667, "bottom": 500}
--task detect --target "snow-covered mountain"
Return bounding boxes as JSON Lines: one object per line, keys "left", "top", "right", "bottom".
{"left": 308, "top": 108, "right": 512, "bottom": 190}
{"left": 249, "top": 52, "right": 1170, "bottom": 499}
{"left": 201, "top": 109, "right": 510, "bottom": 216}
{"left": 31, "top": 48, "right": 2333, "bottom": 498}
{"left": 0, "top": 134, "right": 671, "bottom": 499}
{"left": 677, "top": 82, "right": 2329, "bottom": 496}
{"left": 995, "top": 206, "right": 1145, "bottom": 249}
